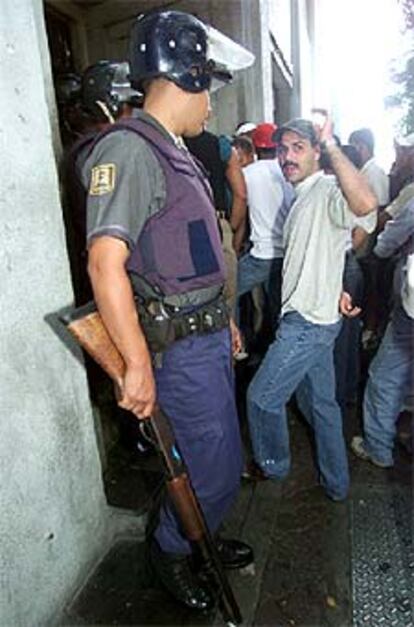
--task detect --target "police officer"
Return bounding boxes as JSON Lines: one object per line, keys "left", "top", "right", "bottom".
{"left": 82, "top": 11, "right": 254, "bottom": 610}
{"left": 62, "top": 60, "right": 141, "bottom": 306}
{"left": 61, "top": 61, "right": 150, "bottom": 452}
{"left": 55, "top": 72, "right": 82, "bottom": 146}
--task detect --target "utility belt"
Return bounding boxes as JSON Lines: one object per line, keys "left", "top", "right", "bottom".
{"left": 137, "top": 294, "right": 229, "bottom": 353}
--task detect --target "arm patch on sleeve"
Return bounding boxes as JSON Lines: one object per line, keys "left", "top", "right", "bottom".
{"left": 89, "top": 163, "right": 116, "bottom": 196}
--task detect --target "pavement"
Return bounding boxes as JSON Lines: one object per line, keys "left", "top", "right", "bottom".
{"left": 60, "top": 361, "right": 412, "bottom": 627}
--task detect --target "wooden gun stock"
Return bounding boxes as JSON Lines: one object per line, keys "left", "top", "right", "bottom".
{"left": 61, "top": 302, "right": 124, "bottom": 384}
{"left": 59, "top": 302, "right": 242, "bottom": 625}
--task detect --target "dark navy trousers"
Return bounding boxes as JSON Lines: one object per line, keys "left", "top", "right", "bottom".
{"left": 153, "top": 327, "right": 243, "bottom": 554}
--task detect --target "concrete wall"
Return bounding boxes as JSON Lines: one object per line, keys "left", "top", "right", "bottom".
{"left": 0, "top": 1, "right": 112, "bottom": 624}
{"left": 290, "top": 0, "right": 315, "bottom": 118}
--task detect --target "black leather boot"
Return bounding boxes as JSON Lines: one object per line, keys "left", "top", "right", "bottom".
{"left": 215, "top": 538, "right": 254, "bottom": 569}
{"left": 148, "top": 540, "right": 214, "bottom": 610}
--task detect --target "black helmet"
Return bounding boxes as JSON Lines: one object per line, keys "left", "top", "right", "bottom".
{"left": 129, "top": 10, "right": 232, "bottom": 93}
{"left": 55, "top": 73, "right": 82, "bottom": 106}
{"left": 81, "top": 60, "right": 142, "bottom": 119}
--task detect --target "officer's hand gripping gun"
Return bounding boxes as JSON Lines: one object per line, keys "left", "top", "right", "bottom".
{"left": 59, "top": 302, "right": 242, "bottom": 626}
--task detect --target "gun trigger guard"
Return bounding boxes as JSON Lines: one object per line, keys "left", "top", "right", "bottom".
{"left": 139, "top": 420, "right": 156, "bottom": 445}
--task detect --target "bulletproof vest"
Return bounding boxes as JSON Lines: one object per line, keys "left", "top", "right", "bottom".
{"left": 90, "top": 118, "right": 226, "bottom": 298}
{"left": 185, "top": 131, "right": 228, "bottom": 213}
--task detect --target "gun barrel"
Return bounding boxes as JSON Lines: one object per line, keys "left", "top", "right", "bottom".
{"left": 166, "top": 460, "right": 242, "bottom": 624}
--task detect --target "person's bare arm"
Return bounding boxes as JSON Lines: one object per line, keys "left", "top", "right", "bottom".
{"left": 232, "top": 218, "right": 247, "bottom": 256}
{"left": 226, "top": 148, "right": 247, "bottom": 253}
{"left": 88, "top": 236, "right": 156, "bottom": 418}
{"left": 320, "top": 119, "right": 377, "bottom": 217}
{"left": 352, "top": 226, "right": 369, "bottom": 251}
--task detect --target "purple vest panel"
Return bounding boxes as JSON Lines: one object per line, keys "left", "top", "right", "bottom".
{"left": 98, "top": 118, "right": 226, "bottom": 297}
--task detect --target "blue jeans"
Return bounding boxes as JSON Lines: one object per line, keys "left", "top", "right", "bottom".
{"left": 237, "top": 253, "right": 283, "bottom": 329}
{"left": 247, "top": 312, "right": 349, "bottom": 500}
{"left": 362, "top": 304, "right": 414, "bottom": 465}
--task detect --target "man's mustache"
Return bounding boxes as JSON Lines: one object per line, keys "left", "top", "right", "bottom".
{"left": 283, "top": 161, "right": 298, "bottom": 169}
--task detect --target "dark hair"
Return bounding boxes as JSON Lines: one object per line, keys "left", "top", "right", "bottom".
{"left": 233, "top": 136, "right": 255, "bottom": 155}
{"left": 341, "top": 144, "right": 363, "bottom": 169}
{"left": 256, "top": 146, "right": 277, "bottom": 159}
{"left": 348, "top": 128, "right": 375, "bottom": 154}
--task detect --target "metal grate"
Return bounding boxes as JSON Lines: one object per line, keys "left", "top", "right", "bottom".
{"left": 351, "top": 486, "right": 413, "bottom": 626}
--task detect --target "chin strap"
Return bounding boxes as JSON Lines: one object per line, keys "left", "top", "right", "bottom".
{"left": 96, "top": 100, "right": 115, "bottom": 124}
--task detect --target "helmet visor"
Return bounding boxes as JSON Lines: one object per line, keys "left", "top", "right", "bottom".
{"left": 206, "top": 26, "right": 255, "bottom": 92}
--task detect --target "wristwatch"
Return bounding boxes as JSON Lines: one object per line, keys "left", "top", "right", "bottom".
{"left": 320, "top": 137, "right": 337, "bottom": 151}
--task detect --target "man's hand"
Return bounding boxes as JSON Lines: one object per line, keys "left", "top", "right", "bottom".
{"left": 229, "top": 317, "right": 243, "bottom": 355}
{"left": 339, "top": 291, "right": 362, "bottom": 318}
{"left": 319, "top": 112, "right": 336, "bottom": 144}
{"left": 312, "top": 108, "right": 333, "bottom": 144}
{"left": 312, "top": 110, "right": 377, "bottom": 217}
{"left": 117, "top": 361, "right": 156, "bottom": 419}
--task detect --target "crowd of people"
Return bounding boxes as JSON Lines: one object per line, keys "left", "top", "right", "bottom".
{"left": 56, "top": 8, "right": 413, "bottom": 613}
{"left": 230, "top": 120, "right": 413, "bottom": 476}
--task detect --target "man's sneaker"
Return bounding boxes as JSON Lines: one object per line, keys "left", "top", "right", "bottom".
{"left": 351, "top": 436, "right": 392, "bottom": 468}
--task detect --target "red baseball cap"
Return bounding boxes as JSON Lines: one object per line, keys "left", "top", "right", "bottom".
{"left": 251, "top": 122, "right": 278, "bottom": 149}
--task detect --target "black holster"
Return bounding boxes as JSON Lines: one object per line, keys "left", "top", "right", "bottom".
{"left": 137, "top": 296, "right": 229, "bottom": 353}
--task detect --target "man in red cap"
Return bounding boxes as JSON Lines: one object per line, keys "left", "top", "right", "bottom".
{"left": 236, "top": 122, "right": 295, "bottom": 335}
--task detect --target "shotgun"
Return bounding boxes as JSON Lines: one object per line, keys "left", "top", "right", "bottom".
{"left": 59, "top": 301, "right": 242, "bottom": 626}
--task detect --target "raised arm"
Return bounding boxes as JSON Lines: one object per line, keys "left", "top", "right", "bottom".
{"left": 320, "top": 118, "right": 377, "bottom": 217}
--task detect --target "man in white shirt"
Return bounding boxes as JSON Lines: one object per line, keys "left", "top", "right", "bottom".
{"left": 349, "top": 128, "right": 390, "bottom": 346}
{"left": 352, "top": 199, "right": 414, "bottom": 467}
{"left": 236, "top": 123, "right": 294, "bottom": 330}
{"left": 349, "top": 127, "right": 388, "bottom": 258}
{"left": 246, "top": 117, "right": 377, "bottom": 501}
{"left": 349, "top": 128, "right": 389, "bottom": 207}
